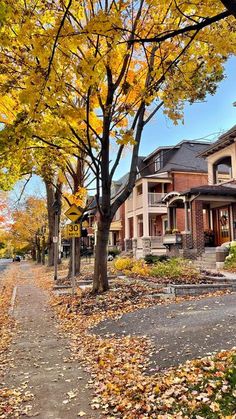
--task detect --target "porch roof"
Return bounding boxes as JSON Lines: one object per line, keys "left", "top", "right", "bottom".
{"left": 182, "top": 182, "right": 236, "bottom": 197}
{"left": 199, "top": 125, "right": 236, "bottom": 158}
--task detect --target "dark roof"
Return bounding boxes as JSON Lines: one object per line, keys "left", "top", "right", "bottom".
{"left": 199, "top": 125, "right": 236, "bottom": 158}
{"left": 143, "top": 146, "right": 172, "bottom": 162}
{"left": 137, "top": 156, "right": 151, "bottom": 176}
{"left": 157, "top": 141, "right": 210, "bottom": 174}
{"left": 182, "top": 182, "right": 236, "bottom": 197}
{"left": 112, "top": 172, "right": 129, "bottom": 197}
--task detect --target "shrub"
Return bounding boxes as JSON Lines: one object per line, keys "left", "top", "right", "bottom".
{"left": 144, "top": 254, "right": 170, "bottom": 264}
{"left": 150, "top": 258, "right": 199, "bottom": 280}
{"left": 224, "top": 242, "right": 236, "bottom": 270}
{"left": 108, "top": 248, "right": 121, "bottom": 258}
{"left": 131, "top": 260, "right": 151, "bottom": 277}
{"left": 114, "top": 257, "right": 134, "bottom": 271}
{"left": 115, "top": 256, "right": 199, "bottom": 281}
{"left": 114, "top": 258, "right": 150, "bottom": 277}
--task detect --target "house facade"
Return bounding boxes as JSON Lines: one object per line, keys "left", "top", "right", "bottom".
{"left": 124, "top": 140, "right": 210, "bottom": 258}
{"left": 163, "top": 125, "right": 236, "bottom": 258}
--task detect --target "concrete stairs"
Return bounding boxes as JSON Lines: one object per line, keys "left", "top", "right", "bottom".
{"left": 194, "top": 248, "right": 217, "bottom": 270}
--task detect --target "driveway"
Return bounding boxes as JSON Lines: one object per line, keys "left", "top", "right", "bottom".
{"left": 93, "top": 293, "right": 236, "bottom": 371}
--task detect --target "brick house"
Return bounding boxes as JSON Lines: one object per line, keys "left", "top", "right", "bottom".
{"left": 163, "top": 125, "right": 236, "bottom": 258}
{"left": 124, "top": 139, "right": 210, "bottom": 258}
{"left": 85, "top": 176, "right": 127, "bottom": 251}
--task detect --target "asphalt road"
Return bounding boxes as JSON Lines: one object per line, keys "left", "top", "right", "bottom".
{"left": 93, "top": 293, "right": 236, "bottom": 372}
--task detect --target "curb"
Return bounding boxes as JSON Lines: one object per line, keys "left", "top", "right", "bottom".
{"left": 9, "top": 286, "right": 17, "bottom": 316}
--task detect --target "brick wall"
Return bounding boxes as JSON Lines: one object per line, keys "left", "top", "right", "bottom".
{"left": 191, "top": 200, "right": 205, "bottom": 255}
{"left": 173, "top": 172, "right": 208, "bottom": 191}
{"left": 176, "top": 208, "right": 185, "bottom": 231}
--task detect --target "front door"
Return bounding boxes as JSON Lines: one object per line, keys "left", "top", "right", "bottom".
{"left": 216, "top": 206, "right": 231, "bottom": 245}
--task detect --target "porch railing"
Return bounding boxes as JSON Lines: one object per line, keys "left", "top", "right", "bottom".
{"left": 148, "top": 193, "right": 165, "bottom": 206}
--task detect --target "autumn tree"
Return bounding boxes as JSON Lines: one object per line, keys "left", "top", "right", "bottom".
{"left": 0, "top": 118, "right": 88, "bottom": 273}
{"left": 0, "top": 0, "right": 235, "bottom": 291}
{"left": 6, "top": 196, "right": 47, "bottom": 258}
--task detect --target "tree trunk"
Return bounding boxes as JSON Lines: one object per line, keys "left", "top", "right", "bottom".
{"left": 32, "top": 246, "right": 36, "bottom": 261}
{"left": 68, "top": 237, "right": 81, "bottom": 277}
{"left": 45, "top": 181, "right": 55, "bottom": 266}
{"left": 44, "top": 179, "right": 62, "bottom": 267}
{"left": 36, "top": 237, "right": 41, "bottom": 263}
{"left": 41, "top": 236, "right": 46, "bottom": 265}
{"left": 93, "top": 218, "right": 110, "bottom": 293}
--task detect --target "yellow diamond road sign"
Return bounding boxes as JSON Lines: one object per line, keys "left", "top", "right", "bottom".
{"left": 64, "top": 204, "right": 82, "bottom": 222}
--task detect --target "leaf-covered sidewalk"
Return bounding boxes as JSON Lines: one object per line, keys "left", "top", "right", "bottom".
{"left": 1, "top": 262, "right": 101, "bottom": 418}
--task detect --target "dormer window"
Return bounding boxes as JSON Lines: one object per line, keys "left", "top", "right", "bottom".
{"left": 213, "top": 156, "right": 232, "bottom": 184}
{"left": 154, "top": 152, "right": 162, "bottom": 172}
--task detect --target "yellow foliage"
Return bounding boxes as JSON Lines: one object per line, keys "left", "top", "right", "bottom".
{"left": 114, "top": 257, "right": 135, "bottom": 271}
{"left": 114, "top": 258, "right": 150, "bottom": 277}
{"left": 64, "top": 187, "right": 87, "bottom": 208}
{"left": 131, "top": 260, "right": 151, "bottom": 277}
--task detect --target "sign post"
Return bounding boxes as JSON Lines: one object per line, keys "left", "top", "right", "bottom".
{"left": 64, "top": 205, "right": 82, "bottom": 294}
{"left": 71, "top": 236, "right": 75, "bottom": 295}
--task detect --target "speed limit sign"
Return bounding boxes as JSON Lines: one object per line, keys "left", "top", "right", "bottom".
{"left": 66, "top": 223, "right": 81, "bottom": 238}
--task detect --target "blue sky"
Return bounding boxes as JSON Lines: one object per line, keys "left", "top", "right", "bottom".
{"left": 115, "top": 56, "right": 236, "bottom": 179}
{"left": 12, "top": 56, "right": 236, "bottom": 200}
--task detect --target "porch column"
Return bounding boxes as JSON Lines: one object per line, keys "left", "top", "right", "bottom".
{"left": 192, "top": 200, "right": 204, "bottom": 255}
{"left": 142, "top": 179, "right": 149, "bottom": 237}
{"left": 133, "top": 215, "right": 138, "bottom": 238}
{"left": 232, "top": 203, "right": 236, "bottom": 240}
{"left": 172, "top": 207, "right": 176, "bottom": 229}
{"left": 184, "top": 201, "right": 189, "bottom": 232}
{"left": 167, "top": 205, "right": 171, "bottom": 230}
{"left": 124, "top": 203, "right": 129, "bottom": 239}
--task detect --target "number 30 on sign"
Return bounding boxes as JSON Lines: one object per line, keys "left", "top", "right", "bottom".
{"left": 66, "top": 224, "right": 81, "bottom": 238}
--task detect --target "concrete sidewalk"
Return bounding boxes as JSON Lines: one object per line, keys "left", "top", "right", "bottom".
{"left": 3, "top": 263, "right": 100, "bottom": 419}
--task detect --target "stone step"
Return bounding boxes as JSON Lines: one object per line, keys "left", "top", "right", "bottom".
{"left": 200, "top": 255, "right": 216, "bottom": 260}
{"left": 166, "top": 283, "right": 236, "bottom": 297}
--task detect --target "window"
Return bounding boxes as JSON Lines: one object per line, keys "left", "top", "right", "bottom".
{"left": 213, "top": 156, "right": 232, "bottom": 184}
{"left": 137, "top": 184, "right": 142, "bottom": 195}
{"left": 154, "top": 152, "right": 162, "bottom": 172}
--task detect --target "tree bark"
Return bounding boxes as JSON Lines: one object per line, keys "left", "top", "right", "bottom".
{"left": 220, "top": 0, "right": 236, "bottom": 18}
{"left": 93, "top": 218, "right": 110, "bottom": 293}
{"left": 36, "top": 236, "right": 41, "bottom": 263}
{"left": 41, "top": 235, "right": 46, "bottom": 265}
{"left": 44, "top": 179, "right": 62, "bottom": 267}
{"left": 45, "top": 180, "right": 55, "bottom": 266}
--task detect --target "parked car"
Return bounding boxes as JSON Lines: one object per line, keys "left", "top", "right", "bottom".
{"left": 13, "top": 255, "right": 21, "bottom": 262}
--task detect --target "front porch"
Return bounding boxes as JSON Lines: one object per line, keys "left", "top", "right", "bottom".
{"left": 163, "top": 183, "right": 236, "bottom": 259}
{"left": 125, "top": 212, "right": 167, "bottom": 258}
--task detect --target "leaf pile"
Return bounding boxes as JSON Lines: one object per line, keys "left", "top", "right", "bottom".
{"left": 0, "top": 266, "right": 17, "bottom": 377}
{"left": 0, "top": 387, "right": 34, "bottom": 418}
